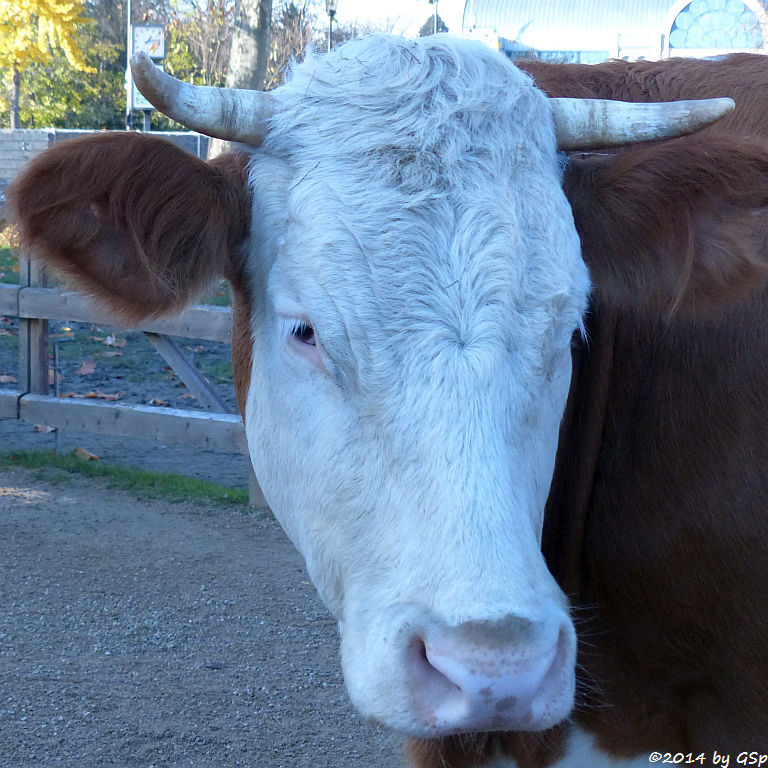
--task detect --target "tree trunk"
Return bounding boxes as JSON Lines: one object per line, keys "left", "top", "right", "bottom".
{"left": 11, "top": 63, "right": 20, "bottom": 130}
{"left": 208, "top": 0, "right": 272, "bottom": 159}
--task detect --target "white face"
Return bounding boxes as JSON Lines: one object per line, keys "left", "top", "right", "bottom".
{"left": 242, "top": 37, "right": 590, "bottom": 738}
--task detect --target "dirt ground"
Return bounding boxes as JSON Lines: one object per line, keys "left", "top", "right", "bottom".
{"left": 0, "top": 288, "right": 403, "bottom": 766}
{"left": 0, "top": 468, "right": 403, "bottom": 768}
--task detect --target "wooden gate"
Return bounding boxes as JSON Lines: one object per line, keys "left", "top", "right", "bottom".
{"left": 0, "top": 250, "right": 266, "bottom": 506}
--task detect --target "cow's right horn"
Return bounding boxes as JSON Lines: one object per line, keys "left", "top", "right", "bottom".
{"left": 551, "top": 97, "right": 735, "bottom": 151}
{"left": 130, "top": 52, "right": 273, "bottom": 145}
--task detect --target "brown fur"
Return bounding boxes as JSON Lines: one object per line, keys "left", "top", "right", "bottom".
{"left": 563, "top": 136, "right": 768, "bottom": 317}
{"left": 405, "top": 727, "right": 567, "bottom": 768}
{"left": 7, "top": 133, "right": 255, "bottom": 417}
{"left": 521, "top": 54, "right": 768, "bottom": 318}
{"left": 7, "top": 133, "right": 249, "bottom": 323}
{"left": 542, "top": 54, "right": 768, "bottom": 760}
{"left": 520, "top": 53, "right": 768, "bottom": 140}
{"left": 408, "top": 54, "right": 768, "bottom": 768}
{"left": 209, "top": 151, "right": 254, "bottom": 418}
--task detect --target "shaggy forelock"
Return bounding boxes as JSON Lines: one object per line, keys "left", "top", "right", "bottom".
{"left": 266, "top": 34, "right": 557, "bottom": 197}
{"left": 259, "top": 35, "right": 588, "bottom": 415}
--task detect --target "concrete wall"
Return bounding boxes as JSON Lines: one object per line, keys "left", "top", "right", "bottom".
{"left": 0, "top": 129, "right": 210, "bottom": 185}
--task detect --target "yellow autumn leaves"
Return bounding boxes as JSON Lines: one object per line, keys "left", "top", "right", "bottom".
{"left": 0, "top": 0, "right": 95, "bottom": 72}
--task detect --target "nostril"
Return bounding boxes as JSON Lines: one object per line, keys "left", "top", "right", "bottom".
{"left": 406, "top": 637, "right": 464, "bottom": 723}
{"left": 403, "top": 617, "right": 576, "bottom": 735}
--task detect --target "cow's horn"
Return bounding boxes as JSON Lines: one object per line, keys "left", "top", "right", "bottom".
{"left": 551, "top": 97, "right": 735, "bottom": 151}
{"left": 130, "top": 52, "right": 272, "bottom": 144}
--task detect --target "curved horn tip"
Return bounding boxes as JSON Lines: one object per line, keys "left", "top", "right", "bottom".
{"left": 712, "top": 96, "right": 736, "bottom": 115}
{"left": 130, "top": 51, "right": 154, "bottom": 77}
{"left": 552, "top": 95, "right": 738, "bottom": 152}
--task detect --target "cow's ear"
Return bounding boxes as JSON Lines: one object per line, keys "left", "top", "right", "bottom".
{"left": 563, "top": 136, "right": 768, "bottom": 317}
{"left": 7, "top": 133, "right": 251, "bottom": 322}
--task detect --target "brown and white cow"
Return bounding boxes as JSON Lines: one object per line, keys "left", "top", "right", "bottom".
{"left": 8, "top": 37, "right": 768, "bottom": 767}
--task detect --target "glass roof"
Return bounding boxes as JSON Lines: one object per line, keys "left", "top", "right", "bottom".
{"left": 670, "top": 0, "right": 763, "bottom": 48}
{"left": 462, "top": 0, "right": 767, "bottom": 53}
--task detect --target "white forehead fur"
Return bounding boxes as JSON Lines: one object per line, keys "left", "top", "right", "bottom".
{"left": 246, "top": 35, "right": 590, "bottom": 627}
{"left": 259, "top": 34, "right": 589, "bottom": 396}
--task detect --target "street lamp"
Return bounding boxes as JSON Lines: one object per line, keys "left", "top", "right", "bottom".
{"left": 429, "top": 0, "right": 438, "bottom": 34}
{"left": 326, "top": 0, "right": 338, "bottom": 52}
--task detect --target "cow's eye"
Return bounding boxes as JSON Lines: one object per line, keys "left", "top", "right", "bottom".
{"left": 291, "top": 320, "right": 316, "bottom": 346}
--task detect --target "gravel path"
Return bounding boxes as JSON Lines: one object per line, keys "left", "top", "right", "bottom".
{"left": 0, "top": 469, "right": 403, "bottom": 768}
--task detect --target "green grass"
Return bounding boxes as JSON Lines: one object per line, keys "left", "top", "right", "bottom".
{"left": 200, "top": 359, "right": 234, "bottom": 383}
{"left": 0, "top": 449, "right": 249, "bottom": 506}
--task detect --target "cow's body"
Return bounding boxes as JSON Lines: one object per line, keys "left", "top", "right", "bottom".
{"left": 8, "top": 39, "right": 768, "bottom": 768}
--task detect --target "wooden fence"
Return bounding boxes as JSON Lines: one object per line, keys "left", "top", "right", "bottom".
{"left": 0, "top": 251, "right": 266, "bottom": 506}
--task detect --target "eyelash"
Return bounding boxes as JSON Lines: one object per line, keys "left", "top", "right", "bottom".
{"left": 290, "top": 319, "right": 316, "bottom": 346}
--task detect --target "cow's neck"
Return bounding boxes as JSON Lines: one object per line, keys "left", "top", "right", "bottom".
{"left": 542, "top": 302, "right": 620, "bottom": 599}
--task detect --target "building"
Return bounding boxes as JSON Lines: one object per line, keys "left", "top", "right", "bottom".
{"left": 461, "top": 0, "right": 768, "bottom": 62}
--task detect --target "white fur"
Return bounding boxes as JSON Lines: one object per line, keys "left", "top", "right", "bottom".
{"left": 486, "top": 726, "right": 652, "bottom": 767}
{"left": 242, "top": 35, "right": 590, "bottom": 737}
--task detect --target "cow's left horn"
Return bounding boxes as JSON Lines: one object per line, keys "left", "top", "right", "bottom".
{"left": 130, "top": 52, "right": 273, "bottom": 144}
{"left": 551, "top": 97, "right": 735, "bottom": 151}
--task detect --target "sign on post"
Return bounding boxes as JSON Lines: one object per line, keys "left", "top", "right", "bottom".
{"left": 133, "top": 25, "right": 165, "bottom": 58}
{"left": 131, "top": 60, "right": 164, "bottom": 110}
{"left": 130, "top": 25, "right": 165, "bottom": 112}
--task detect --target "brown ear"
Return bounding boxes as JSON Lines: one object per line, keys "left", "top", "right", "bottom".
{"left": 563, "top": 136, "right": 768, "bottom": 317}
{"left": 7, "top": 133, "right": 251, "bottom": 322}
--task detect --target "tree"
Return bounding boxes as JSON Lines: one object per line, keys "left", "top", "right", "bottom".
{"left": 264, "top": 0, "right": 311, "bottom": 90}
{"left": 418, "top": 13, "right": 448, "bottom": 37}
{"left": 0, "top": 0, "right": 95, "bottom": 128}
{"left": 207, "top": 0, "right": 271, "bottom": 156}
{"left": 167, "top": 0, "right": 234, "bottom": 87}
{"left": 265, "top": 1, "right": 384, "bottom": 91}
{"left": 228, "top": 0, "right": 272, "bottom": 90}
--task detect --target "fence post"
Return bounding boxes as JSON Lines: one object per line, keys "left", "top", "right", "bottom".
{"left": 18, "top": 248, "right": 49, "bottom": 396}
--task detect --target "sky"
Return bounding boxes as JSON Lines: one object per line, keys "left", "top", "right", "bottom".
{"left": 326, "top": 0, "right": 467, "bottom": 38}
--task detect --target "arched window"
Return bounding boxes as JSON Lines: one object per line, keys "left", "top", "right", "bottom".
{"left": 669, "top": 0, "right": 763, "bottom": 49}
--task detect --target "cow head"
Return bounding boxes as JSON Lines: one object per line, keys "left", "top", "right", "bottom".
{"left": 8, "top": 35, "right": 745, "bottom": 743}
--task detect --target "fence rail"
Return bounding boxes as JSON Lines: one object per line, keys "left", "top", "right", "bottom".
{"left": 1, "top": 252, "right": 265, "bottom": 506}
{"left": 0, "top": 284, "right": 233, "bottom": 343}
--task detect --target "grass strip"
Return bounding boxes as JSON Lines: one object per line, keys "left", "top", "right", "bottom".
{"left": 0, "top": 449, "right": 248, "bottom": 506}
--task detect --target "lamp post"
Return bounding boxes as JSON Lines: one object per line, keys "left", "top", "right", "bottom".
{"left": 429, "top": 0, "right": 438, "bottom": 34}
{"left": 125, "top": 0, "right": 132, "bottom": 129}
{"left": 326, "top": 0, "right": 338, "bottom": 52}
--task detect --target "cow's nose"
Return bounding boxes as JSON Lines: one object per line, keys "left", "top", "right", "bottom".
{"left": 405, "top": 613, "right": 575, "bottom": 734}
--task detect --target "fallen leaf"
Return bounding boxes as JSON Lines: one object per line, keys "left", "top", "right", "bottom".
{"left": 0, "top": 374, "right": 17, "bottom": 383}
{"left": 73, "top": 446, "right": 99, "bottom": 461}
{"left": 0, "top": 329, "right": 16, "bottom": 336}
{"left": 60, "top": 392, "right": 84, "bottom": 399}
{"left": 101, "top": 350, "right": 123, "bottom": 357}
{"left": 148, "top": 398, "right": 167, "bottom": 406}
{"left": 85, "top": 390, "right": 122, "bottom": 401}
{"left": 88, "top": 336, "right": 105, "bottom": 342}
{"left": 0, "top": 317, "right": 10, "bottom": 325}
{"left": 34, "top": 424, "right": 56, "bottom": 434}
{"left": 75, "top": 360, "right": 96, "bottom": 376}
{"left": 178, "top": 393, "right": 196, "bottom": 400}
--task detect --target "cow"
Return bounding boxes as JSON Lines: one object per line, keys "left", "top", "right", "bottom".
{"left": 7, "top": 35, "right": 768, "bottom": 767}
